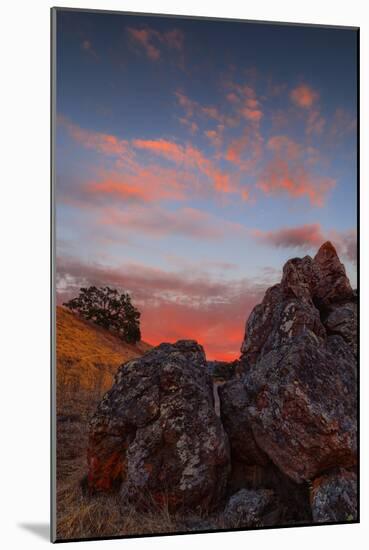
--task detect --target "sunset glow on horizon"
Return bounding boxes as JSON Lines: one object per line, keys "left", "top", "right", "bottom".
{"left": 56, "top": 11, "right": 357, "bottom": 360}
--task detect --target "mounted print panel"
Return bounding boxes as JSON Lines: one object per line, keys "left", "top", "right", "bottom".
{"left": 51, "top": 7, "right": 359, "bottom": 542}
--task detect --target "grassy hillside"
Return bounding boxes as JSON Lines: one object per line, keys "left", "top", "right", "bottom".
{"left": 56, "top": 305, "right": 151, "bottom": 400}
{"left": 56, "top": 305, "right": 152, "bottom": 526}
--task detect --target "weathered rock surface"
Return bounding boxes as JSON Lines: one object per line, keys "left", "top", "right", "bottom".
{"left": 219, "top": 379, "right": 269, "bottom": 467}
{"left": 311, "top": 468, "right": 357, "bottom": 523}
{"left": 221, "top": 242, "right": 357, "bottom": 488}
{"left": 86, "top": 340, "right": 230, "bottom": 513}
{"left": 240, "top": 241, "right": 355, "bottom": 371}
{"left": 325, "top": 300, "right": 357, "bottom": 357}
{"left": 312, "top": 241, "right": 354, "bottom": 308}
{"left": 223, "top": 488, "right": 280, "bottom": 528}
{"left": 243, "top": 332, "right": 356, "bottom": 483}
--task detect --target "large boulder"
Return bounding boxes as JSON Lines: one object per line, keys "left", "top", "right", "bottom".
{"left": 222, "top": 242, "right": 357, "bottom": 486}
{"left": 86, "top": 340, "right": 230, "bottom": 513}
{"left": 243, "top": 333, "right": 356, "bottom": 483}
{"left": 311, "top": 468, "right": 358, "bottom": 523}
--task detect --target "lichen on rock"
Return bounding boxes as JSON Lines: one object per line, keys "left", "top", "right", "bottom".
{"left": 86, "top": 340, "right": 230, "bottom": 513}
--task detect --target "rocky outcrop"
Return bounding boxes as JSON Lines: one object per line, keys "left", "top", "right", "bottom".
{"left": 240, "top": 332, "right": 356, "bottom": 483}
{"left": 220, "top": 242, "right": 357, "bottom": 519}
{"left": 239, "top": 242, "right": 356, "bottom": 371}
{"left": 311, "top": 468, "right": 357, "bottom": 523}
{"left": 86, "top": 340, "right": 230, "bottom": 513}
{"left": 84, "top": 241, "right": 357, "bottom": 526}
{"left": 223, "top": 488, "right": 280, "bottom": 528}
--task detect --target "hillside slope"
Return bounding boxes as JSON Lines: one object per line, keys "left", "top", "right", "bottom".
{"left": 56, "top": 306, "right": 152, "bottom": 398}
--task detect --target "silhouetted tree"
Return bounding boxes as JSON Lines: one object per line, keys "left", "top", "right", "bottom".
{"left": 64, "top": 286, "right": 141, "bottom": 343}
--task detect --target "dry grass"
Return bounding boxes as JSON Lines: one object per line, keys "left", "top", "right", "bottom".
{"left": 56, "top": 307, "right": 164, "bottom": 540}
{"left": 56, "top": 472, "right": 181, "bottom": 540}
{"left": 56, "top": 403, "right": 219, "bottom": 540}
{"left": 56, "top": 305, "right": 152, "bottom": 396}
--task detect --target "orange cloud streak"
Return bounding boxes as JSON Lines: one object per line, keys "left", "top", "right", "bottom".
{"left": 258, "top": 135, "right": 335, "bottom": 206}
{"left": 133, "top": 138, "right": 233, "bottom": 193}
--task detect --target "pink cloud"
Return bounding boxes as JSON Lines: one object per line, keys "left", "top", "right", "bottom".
{"left": 226, "top": 133, "right": 249, "bottom": 163}
{"left": 290, "top": 84, "right": 318, "bottom": 108}
{"left": 226, "top": 92, "right": 239, "bottom": 104}
{"left": 204, "top": 125, "right": 224, "bottom": 149}
{"left": 253, "top": 223, "right": 325, "bottom": 248}
{"left": 82, "top": 167, "right": 190, "bottom": 203}
{"left": 224, "top": 81, "right": 263, "bottom": 124}
{"left": 267, "top": 135, "right": 301, "bottom": 158}
{"left": 58, "top": 116, "right": 236, "bottom": 200}
{"left": 225, "top": 128, "right": 263, "bottom": 172}
{"left": 179, "top": 117, "right": 199, "bottom": 134}
{"left": 98, "top": 204, "right": 244, "bottom": 240}
{"left": 86, "top": 179, "right": 149, "bottom": 202}
{"left": 127, "top": 27, "right": 184, "bottom": 61}
{"left": 133, "top": 138, "right": 186, "bottom": 163}
{"left": 257, "top": 135, "right": 335, "bottom": 206}
{"left": 132, "top": 137, "right": 233, "bottom": 193}
{"left": 175, "top": 90, "right": 237, "bottom": 130}
{"left": 58, "top": 115, "right": 132, "bottom": 159}
{"left": 175, "top": 91, "right": 196, "bottom": 117}
{"left": 127, "top": 28, "right": 160, "bottom": 60}
{"left": 241, "top": 108, "right": 263, "bottom": 122}
{"left": 253, "top": 224, "right": 357, "bottom": 265}
{"left": 201, "top": 105, "right": 224, "bottom": 123}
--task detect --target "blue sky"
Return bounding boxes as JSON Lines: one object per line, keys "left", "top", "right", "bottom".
{"left": 55, "top": 9, "right": 357, "bottom": 359}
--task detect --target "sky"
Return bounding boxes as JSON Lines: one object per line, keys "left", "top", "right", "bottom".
{"left": 55, "top": 10, "right": 358, "bottom": 360}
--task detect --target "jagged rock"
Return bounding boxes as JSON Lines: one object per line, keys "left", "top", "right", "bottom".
{"left": 243, "top": 333, "right": 356, "bottom": 483}
{"left": 312, "top": 241, "right": 354, "bottom": 308}
{"left": 311, "top": 468, "right": 357, "bottom": 523}
{"left": 223, "top": 488, "right": 280, "bottom": 528}
{"left": 224, "top": 242, "right": 357, "bottom": 486}
{"left": 86, "top": 340, "right": 230, "bottom": 513}
{"left": 240, "top": 241, "right": 355, "bottom": 371}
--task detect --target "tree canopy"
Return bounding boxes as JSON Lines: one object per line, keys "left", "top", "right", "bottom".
{"left": 64, "top": 286, "right": 141, "bottom": 344}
